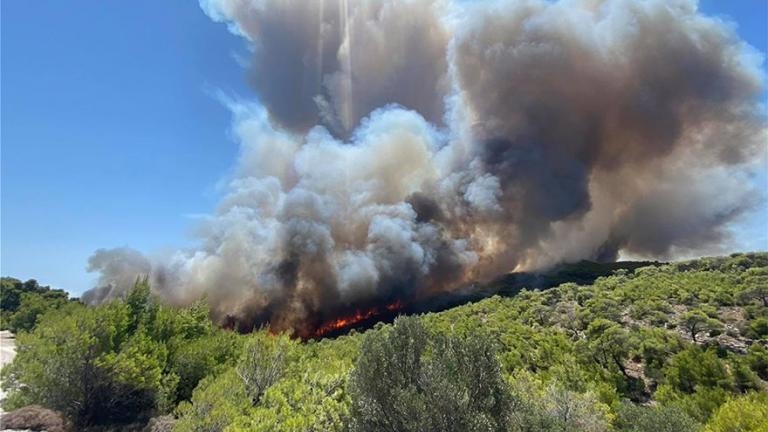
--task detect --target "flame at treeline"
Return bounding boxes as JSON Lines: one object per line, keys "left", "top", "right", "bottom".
{"left": 233, "top": 299, "right": 405, "bottom": 338}
{"left": 82, "top": 0, "right": 766, "bottom": 337}
{"left": 310, "top": 300, "right": 404, "bottom": 338}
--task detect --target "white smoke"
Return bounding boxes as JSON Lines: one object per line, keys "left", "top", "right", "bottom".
{"left": 84, "top": 0, "right": 766, "bottom": 334}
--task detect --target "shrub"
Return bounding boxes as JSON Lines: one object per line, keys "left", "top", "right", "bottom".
{"left": 704, "top": 392, "right": 768, "bottom": 432}
{"left": 236, "top": 331, "right": 296, "bottom": 404}
{"left": 663, "top": 346, "right": 732, "bottom": 394}
{"left": 174, "top": 369, "right": 251, "bottom": 432}
{"left": 0, "top": 279, "right": 229, "bottom": 428}
{"left": 616, "top": 402, "right": 699, "bottom": 432}
{"left": 508, "top": 376, "right": 611, "bottom": 432}
{"left": 348, "top": 316, "right": 512, "bottom": 432}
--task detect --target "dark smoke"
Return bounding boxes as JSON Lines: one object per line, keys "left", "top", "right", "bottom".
{"left": 84, "top": 0, "right": 766, "bottom": 334}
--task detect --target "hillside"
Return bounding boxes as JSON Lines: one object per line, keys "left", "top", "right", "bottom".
{"left": 1, "top": 252, "right": 767, "bottom": 431}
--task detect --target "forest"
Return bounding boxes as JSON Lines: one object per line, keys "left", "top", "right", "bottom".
{"left": 1, "top": 252, "right": 767, "bottom": 432}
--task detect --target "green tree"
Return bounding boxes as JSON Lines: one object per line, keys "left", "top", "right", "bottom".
{"left": 170, "top": 331, "right": 241, "bottom": 402}
{"left": 749, "top": 317, "right": 768, "bottom": 337}
{"left": 236, "top": 331, "right": 296, "bottom": 404}
{"left": 1, "top": 278, "right": 229, "bottom": 428}
{"left": 8, "top": 292, "right": 67, "bottom": 332}
{"left": 616, "top": 403, "right": 699, "bottom": 432}
{"left": 635, "top": 328, "right": 684, "bottom": 383}
{"left": 739, "top": 274, "right": 768, "bottom": 307}
{"left": 507, "top": 377, "right": 611, "bottom": 432}
{"left": 744, "top": 343, "right": 768, "bottom": 380}
{"left": 420, "top": 333, "right": 512, "bottom": 431}
{"left": 583, "top": 318, "right": 647, "bottom": 400}
{"left": 585, "top": 319, "right": 633, "bottom": 378}
{"left": 0, "top": 278, "right": 49, "bottom": 312}
{"left": 125, "top": 275, "right": 152, "bottom": 332}
{"left": 348, "top": 316, "right": 428, "bottom": 431}
{"left": 704, "top": 392, "right": 768, "bottom": 432}
{"left": 174, "top": 369, "right": 251, "bottom": 432}
{"left": 230, "top": 362, "right": 351, "bottom": 432}
{"left": 655, "top": 385, "right": 731, "bottom": 423}
{"left": 1, "top": 277, "right": 73, "bottom": 332}
{"left": 663, "top": 346, "right": 732, "bottom": 394}
{"left": 348, "top": 316, "right": 512, "bottom": 432}
{"left": 679, "top": 310, "right": 722, "bottom": 343}
{"left": 0, "top": 301, "right": 136, "bottom": 426}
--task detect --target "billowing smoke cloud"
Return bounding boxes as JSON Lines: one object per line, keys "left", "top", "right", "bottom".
{"left": 201, "top": 0, "right": 450, "bottom": 135}
{"left": 82, "top": 248, "right": 152, "bottom": 304}
{"left": 84, "top": 0, "right": 766, "bottom": 335}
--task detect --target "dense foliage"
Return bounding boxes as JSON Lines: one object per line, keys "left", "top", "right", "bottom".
{"left": 1, "top": 252, "right": 767, "bottom": 431}
{"left": 1, "top": 277, "right": 241, "bottom": 428}
{"left": 0, "top": 277, "right": 76, "bottom": 332}
{"left": 347, "top": 317, "right": 512, "bottom": 432}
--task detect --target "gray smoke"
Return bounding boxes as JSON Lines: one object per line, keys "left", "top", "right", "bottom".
{"left": 84, "top": 0, "right": 766, "bottom": 334}
{"left": 202, "top": 0, "right": 450, "bottom": 135}
{"left": 82, "top": 248, "right": 152, "bottom": 304}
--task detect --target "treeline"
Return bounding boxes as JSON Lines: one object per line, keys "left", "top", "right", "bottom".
{"left": 1, "top": 252, "right": 767, "bottom": 431}
{"left": 1, "top": 277, "right": 240, "bottom": 428}
{"left": 0, "top": 277, "right": 78, "bottom": 332}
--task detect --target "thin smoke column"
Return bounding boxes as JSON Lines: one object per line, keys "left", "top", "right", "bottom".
{"left": 84, "top": 0, "right": 766, "bottom": 335}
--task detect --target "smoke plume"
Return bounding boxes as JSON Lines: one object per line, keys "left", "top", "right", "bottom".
{"left": 84, "top": 0, "right": 766, "bottom": 335}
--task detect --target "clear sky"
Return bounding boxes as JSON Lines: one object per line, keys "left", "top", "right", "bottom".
{"left": 2, "top": 0, "right": 767, "bottom": 296}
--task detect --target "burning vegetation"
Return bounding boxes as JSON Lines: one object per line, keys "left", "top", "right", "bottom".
{"left": 222, "top": 259, "right": 661, "bottom": 338}
{"left": 309, "top": 300, "right": 404, "bottom": 338}
{"left": 82, "top": 0, "right": 765, "bottom": 337}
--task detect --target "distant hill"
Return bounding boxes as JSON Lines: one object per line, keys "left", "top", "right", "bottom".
{"left": 427, "top": 259, "right": 663, "bottom": 309}
{"left": 319, "top": 259, "right": 665, "bottom": 337}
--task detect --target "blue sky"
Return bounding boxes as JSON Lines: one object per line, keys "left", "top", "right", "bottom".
{"left": 2, "top": 0, "right": 767, "bottom": 295}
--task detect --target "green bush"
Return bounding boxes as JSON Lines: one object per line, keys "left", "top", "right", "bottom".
{"left": 749, "top": 317, "right": 768, "bottom": 337}
{"left": 348, "top": 316, "right": 512, "bottom": 432}
{"left": 616, "top": 402, "right": 699, "bottom": 432}
{"left": 663, "top": 346, "right": 733, "bottom": 394}
{"left": 174, "top": 369, "right": 251, "bottom": 432}
{"left": 0, "top": 277, "right": 74, "bottom": 332}
{"left": 0, "top": 278, "right": 238, "bottom": 428}
{"left": 704, "top": 392, "right": 768, "bottom": 432}
{"left": 507, "top": 375, "right": 612, "bottom": 432}
{"left": 4, "top": 252, "right": 767, "bottom": 430}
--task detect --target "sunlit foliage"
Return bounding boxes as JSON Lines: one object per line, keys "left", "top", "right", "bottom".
{"left": 1, "top": 252, "right": 766, "bottom": 431}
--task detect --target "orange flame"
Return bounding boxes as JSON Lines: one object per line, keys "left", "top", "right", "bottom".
{"left": 311, "top": 300, "right": 404, "bottom": 337}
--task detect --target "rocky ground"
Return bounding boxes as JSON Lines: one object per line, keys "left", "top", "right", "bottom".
{"left": 0, "top": 331, "right": 29, "bottom": 432}
{"left": 0, "top": 331, "right": 16, "bottom": 401}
